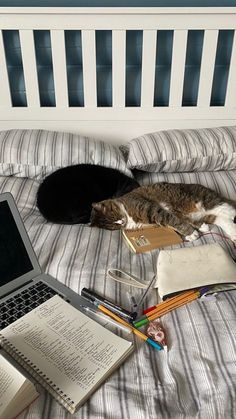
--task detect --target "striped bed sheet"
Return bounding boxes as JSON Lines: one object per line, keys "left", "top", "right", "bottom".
{"left": 0, "top": 170, "right": 236, "bottom": 419}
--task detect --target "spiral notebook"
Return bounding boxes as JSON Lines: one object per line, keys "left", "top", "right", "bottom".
{"left": 0, "top": 295, "right": 133, "bottom": 414}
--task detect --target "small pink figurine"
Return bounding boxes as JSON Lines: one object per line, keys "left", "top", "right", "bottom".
{"left": 146, "top": 320, "right": 167, "bottom": 348}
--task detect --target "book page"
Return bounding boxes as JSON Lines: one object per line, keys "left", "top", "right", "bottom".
{"left": 0, "top": 352, "right": 26, "bottom": 415}
{"left": 1, "top": 296, "right": 132, "bottom": 406}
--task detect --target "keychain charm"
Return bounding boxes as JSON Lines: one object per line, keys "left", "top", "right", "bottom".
{"left": 146, "top": 320, "right": 167, "bottom": 348}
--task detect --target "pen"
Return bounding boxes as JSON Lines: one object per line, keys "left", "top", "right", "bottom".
{"left": 145, "top": 287, "right": 209, "bottom": 318}
{"left": 81, "top": 288, "right": 137, "bottom": 321}
{"left": 142, "top": 289, "right": 197, "bottom": 317}
{"left": 143, "top": 306, "right": 156, "bottom": 315}
{"left": 96, "top": 303, "right": 163, "bottom": 351}
{"left": 135, "top": 275, "right": 156, "bottom": 311}
{"left": 81, "top": 305, "right": 132, "bottom": 334}
{"left": 134, "top": 291, "right": 200, "bottom": 328}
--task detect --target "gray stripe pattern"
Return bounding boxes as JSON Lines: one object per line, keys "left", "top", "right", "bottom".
{"left": 125, "top": 126, "right": 236, "bottom": 172}
{"left": 0, "top": 170, "right": 236, "bottom": 419}
{"left": 0, "top": 129, "right": 132, "bottom": 180}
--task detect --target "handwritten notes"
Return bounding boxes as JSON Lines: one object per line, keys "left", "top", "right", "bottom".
{"left": 1, "top": 296, "right": 132, "bottom": 405}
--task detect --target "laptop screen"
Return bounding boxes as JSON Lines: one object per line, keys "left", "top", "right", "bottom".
{"left": 0, "top": 200, "right": 33, "bottom": 286}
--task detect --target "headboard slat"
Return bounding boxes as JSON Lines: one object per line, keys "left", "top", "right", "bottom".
{"left": 141, "top": 30, "right": 157, "bottom": 108}
{"left": 51, "top": 30, "right": 68, "bottom": 107}
{"left": 112, "top": 30, "right": 126, "bottom": 108}
{"left": 19, "top": 30, "right": 40, "bottom": 108}
{"left": 225, "top": 31, "right": 236, "bottom": 108}
{"left": 81, "top": 29, "right": 97, "bottom": 107}
{"left": 197, "top": 29, "right": 219, "bottom": 107}
{"left": 0, "top": 30, "right": 12, "bottom": 107}
{"left": 0, "top": 8, "right": 236, "bottom": 141}
{"left": 169, "top": 30, "right": 188, "bottom": 107}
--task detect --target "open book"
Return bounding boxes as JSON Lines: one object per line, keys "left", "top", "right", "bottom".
{"left": 122, "top": 225, "right": 182, "bottom": 253}
{"left": 0, "top": 351, "right": 39, "bottom": 419}
{"left": 0, "top": 295, "right": 133, "bottom": 414}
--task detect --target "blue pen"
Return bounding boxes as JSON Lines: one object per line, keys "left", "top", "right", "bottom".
{"left": 146, "top": 338, "right": 164, "bottom": 351}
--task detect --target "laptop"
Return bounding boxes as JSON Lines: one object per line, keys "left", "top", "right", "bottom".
{"left": 0, "top": 192, "right": 94, "bottom": 330}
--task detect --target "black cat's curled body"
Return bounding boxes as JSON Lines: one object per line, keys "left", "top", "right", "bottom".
{"left": 37, "top": 164, "right": 139, "bottom": 224}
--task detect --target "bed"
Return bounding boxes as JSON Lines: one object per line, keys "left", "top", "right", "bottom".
{"left": 0, "top": 6, "right": 236, "bottom": 419}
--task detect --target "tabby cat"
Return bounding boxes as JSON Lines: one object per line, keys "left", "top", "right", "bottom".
{"left": 90, "top": 182, "right": 236, "bottom": 241}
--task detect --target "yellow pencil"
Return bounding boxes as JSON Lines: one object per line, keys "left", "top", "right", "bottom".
{"left": 97, "top": 304, "right": 163, "bottom": 351}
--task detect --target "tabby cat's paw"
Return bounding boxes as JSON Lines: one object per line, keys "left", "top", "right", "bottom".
{"left": 199, "top": 223, "right": 210, "bottom": 233}
{"left": 185, "top": 230, "right": 200, "bottom": 242}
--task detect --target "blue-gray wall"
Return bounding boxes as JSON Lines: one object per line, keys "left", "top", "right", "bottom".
{"left": 0, "top": 1, "right": 236, "bottom": 7}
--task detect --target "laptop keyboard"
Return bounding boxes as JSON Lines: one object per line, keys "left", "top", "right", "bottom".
{"left": 0, "top": 281, "right": 60, "bottom": 330}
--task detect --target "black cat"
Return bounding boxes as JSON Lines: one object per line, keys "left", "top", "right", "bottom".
{"left": 37, "top": 164, "right": 139, "bottom": 224}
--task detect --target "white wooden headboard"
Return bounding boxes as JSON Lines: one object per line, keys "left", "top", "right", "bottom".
{"left": 0, "top": 6, "right": 236, "bottom": 144}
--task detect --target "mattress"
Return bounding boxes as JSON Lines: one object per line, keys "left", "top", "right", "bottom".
{"left": 1, "top": 170, "right": 236, "bottom": 419}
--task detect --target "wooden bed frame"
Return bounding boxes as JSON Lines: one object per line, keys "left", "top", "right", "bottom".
{"left": 0, "top": 6, "right": 236, "bottom": 144}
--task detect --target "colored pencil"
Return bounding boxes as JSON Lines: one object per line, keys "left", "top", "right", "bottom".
{"left": 97, "top": 303, "right": 163, "bottom": 351}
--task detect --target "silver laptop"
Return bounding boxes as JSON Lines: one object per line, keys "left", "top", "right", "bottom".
{"left": 0, "top": 192, "right": 94, "bottom": 330}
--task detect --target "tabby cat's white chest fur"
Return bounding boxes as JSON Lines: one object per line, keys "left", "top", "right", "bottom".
{"left": 118, "top": 203, "right": 146, "bottom": 229}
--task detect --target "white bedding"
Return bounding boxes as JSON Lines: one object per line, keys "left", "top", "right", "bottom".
{"left": 1, "top": 169, "right": 236, "bottom": 419}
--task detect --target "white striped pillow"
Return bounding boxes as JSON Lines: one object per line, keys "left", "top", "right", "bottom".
{"left": 0, "top": 129, "right": 132, "bottom": 180}
{"left": 125, "top": 126, "right": 236, "bottom": 172}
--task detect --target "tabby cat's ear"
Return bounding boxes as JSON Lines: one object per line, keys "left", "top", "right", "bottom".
{"left": 92, "top": 202, "right": 106, "bottom": 214}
